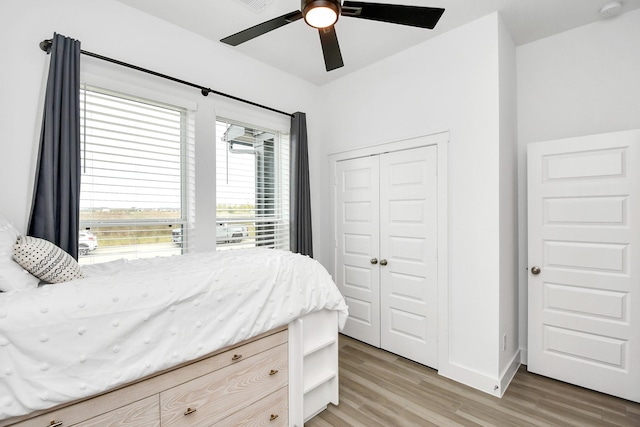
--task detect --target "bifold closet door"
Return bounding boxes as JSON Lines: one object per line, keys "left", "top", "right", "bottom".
{"left": 335, "top": 156, "right": 381, "bottom": 347}
{"left": 379, "top": 146, "right": 438, "bottom": 368}
{"left": 335, "top": 145, "right": 438, "bottom": 368}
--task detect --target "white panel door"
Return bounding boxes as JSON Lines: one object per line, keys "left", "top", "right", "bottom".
{"left": 380, "top": 146, "right": 438, "bottom": 368}
{"left": 336, "top": 156, "right": 381, "bottom": 347}
{"left": 528, "top": 130, "right": 640, "bottom": 403}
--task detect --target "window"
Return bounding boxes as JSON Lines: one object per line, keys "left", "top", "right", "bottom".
{"left": 79, "top": 85, "right": 194, "bottom": 264}
{"left": 216, "top": 118, "right": 289, "bottom": 250}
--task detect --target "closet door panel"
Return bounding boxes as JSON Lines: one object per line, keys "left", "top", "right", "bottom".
{"left": 335, "top": 156, "right": 381, "bottom": 347}
{"left": 380, "top": 146, "right": 438, "bottom": 368}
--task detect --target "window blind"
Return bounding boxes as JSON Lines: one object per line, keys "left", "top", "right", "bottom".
{"left": 79, "top": 85, "right": 194, "bottom": 264}
{"left": 215, "top": 119, "right": 289, "bottom": 250}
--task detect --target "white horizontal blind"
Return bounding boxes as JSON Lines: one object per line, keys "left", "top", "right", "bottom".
{"left": 216, "top": 118, "right": 289, "bottom": 250}
{"left": 79, "top": 85, "right": 194, "bottom": 264}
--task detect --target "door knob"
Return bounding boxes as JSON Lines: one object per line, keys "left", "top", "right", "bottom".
{"left": 531, "top": 266, "right": 541, "bottom": 275}
{"left": 370, "top": 258, "right": 378, "bottom": 265}
{"left": 380, "top": 259, "right": 388, "bottom": 266}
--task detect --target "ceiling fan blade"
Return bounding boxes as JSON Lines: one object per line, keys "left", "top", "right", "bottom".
{"left": 342, "top": 1, "right": 444, "bottom": 29}
{"left": 220, "top": 11, "right": 303, "bottom": 46}
{"left": 318, "top": 26, "right": 344, "bottom": 72}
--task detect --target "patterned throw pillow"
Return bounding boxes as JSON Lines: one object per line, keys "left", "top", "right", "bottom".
{"left": 12, "top": 236, "right": 84, "bottom": 284}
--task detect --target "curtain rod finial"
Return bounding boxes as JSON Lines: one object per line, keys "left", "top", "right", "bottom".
{"left": 39, "top": 39, "right": 53, "bottom": 53}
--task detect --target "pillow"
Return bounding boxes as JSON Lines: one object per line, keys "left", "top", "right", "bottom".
{"left": 13, "top": 236, "right": 84, "bottom": 284}
{"left": 0, "top": 214, "right": 39, "bottom": 292}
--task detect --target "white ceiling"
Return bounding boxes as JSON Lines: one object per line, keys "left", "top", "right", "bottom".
{"left": 116, "top": 0, "right": 640, "bottom": 85}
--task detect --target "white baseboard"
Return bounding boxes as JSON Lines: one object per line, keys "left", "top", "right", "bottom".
{"left": 439, "top": 363, "right": 503, "bottom": 397}
{"left": 439, "top": 349, "right": 521, "bottom": 398}
{"left": 499, "top": 350, "right": 521, "bottom": 397}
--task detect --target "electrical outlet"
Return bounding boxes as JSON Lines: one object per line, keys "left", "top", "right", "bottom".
{"left": 502, "top": 334, "right": 507, "bottom": 351}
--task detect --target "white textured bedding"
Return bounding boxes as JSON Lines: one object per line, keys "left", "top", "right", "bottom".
{"left": 0, "top": 249, "right": 348, "bottom": 420}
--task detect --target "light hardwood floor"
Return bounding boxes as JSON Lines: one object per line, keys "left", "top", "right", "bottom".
{"left": 306, "top": 335, "right": 640, "bottom": 427}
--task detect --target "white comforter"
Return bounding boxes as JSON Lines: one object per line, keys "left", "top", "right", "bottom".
{"left": 0, "top": 249, "right": 348, "bottom": 420}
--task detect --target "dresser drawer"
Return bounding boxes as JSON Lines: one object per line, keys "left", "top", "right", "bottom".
{"left": 160, "top": 343, "right": 288, "bottom": 426}
{"left": 13, "top": 396, "right": 160, "bottom": 427}
{"left": 164, "top": 329, "right": 288, "bottom": 389}
{"left": 218, "top": 386, "right": 288, "bottom": 427}
{"left": 73, "top": 396, "right": 159, "bottom": 427}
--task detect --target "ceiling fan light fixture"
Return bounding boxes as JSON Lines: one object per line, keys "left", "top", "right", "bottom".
{"left": 222, "top": 1, "right": 445, "bottom": 73}
{"left": 303, "top": 0, "right": 341, "bottom": 28}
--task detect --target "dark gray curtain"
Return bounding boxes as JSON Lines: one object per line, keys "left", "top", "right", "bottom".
{"left": 290, "top": 112, "right": 313, "bottom": 257}
{"left": 28, "top": 34, "right": 81, "bottom": 259}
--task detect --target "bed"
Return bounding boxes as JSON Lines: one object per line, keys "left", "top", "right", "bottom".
{"left": 0, "top": 236, "right": 348, "bottom": 426}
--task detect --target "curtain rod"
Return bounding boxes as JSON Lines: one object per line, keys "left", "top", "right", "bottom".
{"left": 39, "top": 39, "right": 294, "bottom": 118}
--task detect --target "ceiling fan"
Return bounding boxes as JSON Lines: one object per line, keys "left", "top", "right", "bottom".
{"left": 220, "top": 0, "right": 445, "bottom": 72}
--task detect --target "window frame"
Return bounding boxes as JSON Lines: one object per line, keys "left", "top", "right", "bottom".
{"left": 78, "top": 83, "right": 195, "bottom": 263}
{"left": 215, "top": 116, "right": 290, "bottom": 251}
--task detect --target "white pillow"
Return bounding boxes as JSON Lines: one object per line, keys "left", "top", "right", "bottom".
{"left": 0, "top": 215, "right": 39, "bottom": 292}
{"left": 12, "top": 236, "right": 84, "bottom": 284}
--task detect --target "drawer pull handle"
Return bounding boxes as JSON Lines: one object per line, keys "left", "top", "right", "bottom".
{"left": 232, "top": 354, "right": 243, "bottom": 361}
{"left": 270, "top": 414, "right": 279, "bottom": 421}
{"left": 269, "top": 369, "right": 279, "bottom": 376}
{"left": 184, "top": 407, "right": 197, "bottom": 416}
{"left": 48, "top": 422, "right": 63, "bottom": 427}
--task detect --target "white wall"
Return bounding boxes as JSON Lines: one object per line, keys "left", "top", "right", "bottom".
{"left": 0, "top": 0, "right": 317, "bottom": 249}
{"left": 517, "top": 8, "right": 640, "bottom": 360}
{"left": 315, "top": 13, "right": 518, "bottom": 394}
